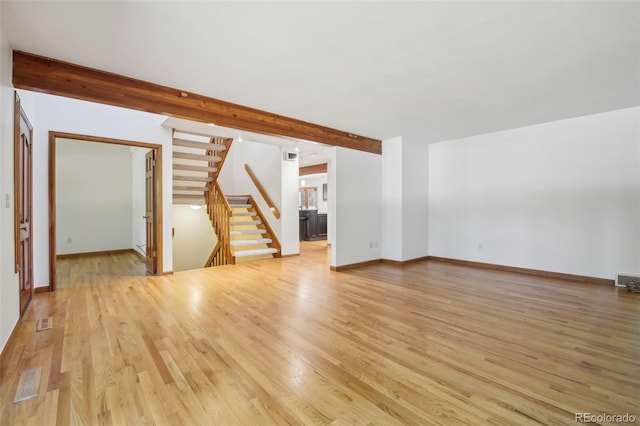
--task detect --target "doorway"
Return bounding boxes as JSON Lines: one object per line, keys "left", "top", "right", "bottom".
{"left": 48, "top": 132, "right": 163, "bottom": 290}
{"left": 298, "top": 163, "right": 330, "bottom": 264}
{"left": 14, "top": 93, "right": 34, "bottom": 315}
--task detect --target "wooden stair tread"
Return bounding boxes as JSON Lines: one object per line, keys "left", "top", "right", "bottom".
{"left": 230, "top": 220, "right": 262, "bottom": 226}
{"left": 173, "top": 138, "right": 227, "bottom": 151}
{"left": 173, "top": 185, "right": 209, "bottom": 192}
{"left": 173, "top": 175, "right": 213, "bottom": 182}
{"left": 173, "top": 194, "right": 206, "bottom": 200}
{"left": 230, "top": 229, "right": 267, "bottom": 236}
{"left": 233, "top": 248, "right": 278, "bottom": 257}
{"left": 173, "top": 151, "right": 222, "bottom": 162}
{"left": 230, "top": 238, "right": 272, "bottom": 247}
{"left": 173, "top": 163, "right": 217, "bottom": 173}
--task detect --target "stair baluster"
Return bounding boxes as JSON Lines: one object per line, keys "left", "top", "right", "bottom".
{"left": 204, "top": 137, "right": 235, "bottom": 267}
{"left": 206, "top": 180, "right": 234, "bottom": 266}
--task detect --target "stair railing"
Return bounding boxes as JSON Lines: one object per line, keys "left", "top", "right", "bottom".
{"left": 206, "top": 180, "right": 234, "bottom": 266}
{"left": 204, "top": 137, "right": 235, "bottom": 267}
{"left": 244, "top": 163, "right": 280, "bottom": 219}
{"left": 210, "top": 138, "right": 233, "bottom": 179}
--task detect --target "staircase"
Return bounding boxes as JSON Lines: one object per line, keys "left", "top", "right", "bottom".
{"left": 172, "top": 130, "right": 281, "bottom": 267}
{"left": 172, "top": 131, "right": 230, "bottom": 205}
{"left": 227, "top": 195, "right": 280, "bottom": 262}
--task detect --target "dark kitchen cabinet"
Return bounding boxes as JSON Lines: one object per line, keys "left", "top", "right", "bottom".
{"left": 316, "top": 213, "right": 327, "bottom": 238}
{"left": 299, "top": 210, "right": 327, "bottom": 241}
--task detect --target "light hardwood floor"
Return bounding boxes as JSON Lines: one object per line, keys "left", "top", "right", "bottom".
{"left": 56, "top": 251, "right": 148, "bottom": 289}
{"left": 1, "top": 242, "right": 638, "bottom": 425}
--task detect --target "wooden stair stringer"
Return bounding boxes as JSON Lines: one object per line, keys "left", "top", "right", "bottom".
{"left": 246, "top": 195, "right": 282, "bottom": 259}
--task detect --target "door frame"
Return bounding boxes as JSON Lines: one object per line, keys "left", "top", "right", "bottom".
{"left": 48, "top": 131, "right": 163, "bottom": 291}
{"left": 14, "top": 92, "right": 34, "bottom": 315}
{"left": 144, "top": 149, "right": 157, "bottom": 274}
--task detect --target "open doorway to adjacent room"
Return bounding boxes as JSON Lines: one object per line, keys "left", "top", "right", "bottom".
{"left": 298, "top": 157, "right": 330, "bottom": 263}
{"left": 49, "top": 132, "right": 163, "bottom": 289}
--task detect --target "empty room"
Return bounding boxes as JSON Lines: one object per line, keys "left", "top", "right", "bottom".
{"left": 0, "top": 1, "right": 638, "bottom": 425}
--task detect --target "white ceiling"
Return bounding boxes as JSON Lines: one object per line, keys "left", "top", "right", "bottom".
{"left": 2, "top": 1, "right": 639, "bottom": 144}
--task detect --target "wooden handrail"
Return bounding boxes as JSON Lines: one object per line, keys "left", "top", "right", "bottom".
{"left": 244, "top": 164, "right": 280, "bottom": 219}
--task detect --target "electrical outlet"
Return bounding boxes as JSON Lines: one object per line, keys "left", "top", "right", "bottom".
{"left": 5, "top": 193, "right": 9, "bottom": 208}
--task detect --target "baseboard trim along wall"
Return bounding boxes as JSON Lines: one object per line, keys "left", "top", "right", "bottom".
{"left": 382, "top": 256, "right": 430, "bottom": 266}
{"left": 56, "top": 248, "right": 135, "bottom": 259}
{"left": 35, "top": 287, "right": 50, "bottom": 294}
{"left": 331, "top": 259, "right": 382, "bottom": 272}
{"left": 331, "top": 256, "right": 432, "bottom": 271}
{"left": 331, "top": 255, "right": 614, "bottom": 285}
{"left": 427, "top": 256, "right": 614, "bottom": 286}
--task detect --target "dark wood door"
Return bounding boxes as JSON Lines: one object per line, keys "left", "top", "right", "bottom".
{"left": 15, "top": 93, "right": 34, "bottom": 315}
{"left": 145, "top": 150, "right": 157, "bottom": 274}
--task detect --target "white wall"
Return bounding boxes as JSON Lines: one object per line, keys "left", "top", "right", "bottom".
{"left": 16, "top": 90, "right": 173, "bottom": 287}
{"left": 429, "top": 107, "right": 640, "bottom": 279}
{"left": 56, "top": 139, "right": 133, "bottom": 255}
{"left": 328, "top": 148, "right": 336, "bottom": 247}
{"left": 172, "top": 205, "right": 216, "bottom": 271}
{"left": 131, "top": 147, "right": 149, "bottom": 257}
{"left": 0, "top": 11, "right": 19, "bottom": 353}
{"left": 382, "top": 137, "right": 403, "bottom": 261}
{"left": 381, "top": 137, "right": 429, "bottom": 262}
{"left": 401, "top": 138, "right": 429, "bottom": 261}
{"left": 332, "top": 147, "right": 382, "bottom": 267}
{"left": 280, "top": 148, "right": 300, "bottom": 255}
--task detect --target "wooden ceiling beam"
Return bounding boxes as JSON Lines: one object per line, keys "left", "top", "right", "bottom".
{"left": 299, "top": 163, "right": 328, "bottom": 176}
{"left": 12, "top": 51, "right": 382, "bottom": 154}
